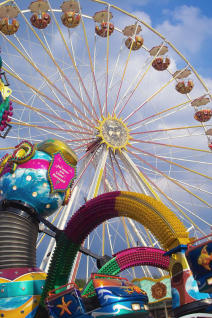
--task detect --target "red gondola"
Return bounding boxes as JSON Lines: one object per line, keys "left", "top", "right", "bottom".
{"left": 61, "top": 11, "right": 81, "bottom": 28}
{"left": 152, "top": 57, "right": 170, "bottom": 71}
{"left": 194, "top": 109, "right": 212, "bottom": 122}
{"left": 95, "top": 22, "right": 114, "bottom": 37}
{"left": 125, "top": 35, "right": 143, "bottom": 50}
{"left": 175, "top": 80, "right": 194, "bottom": 94}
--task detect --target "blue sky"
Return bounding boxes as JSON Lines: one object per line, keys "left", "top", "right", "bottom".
{"left": 109, "top": 0, "right": 212, "bottom": 80}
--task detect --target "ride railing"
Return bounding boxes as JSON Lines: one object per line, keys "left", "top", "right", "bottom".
{"left": 187, "top": 234, "right": 212, "bottom": 249}
{"left": 46, "top": 282, "right": 79, "bottom": 301}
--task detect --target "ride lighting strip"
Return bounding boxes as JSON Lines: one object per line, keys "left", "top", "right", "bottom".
{"left": 39, "top": 191, "right": 189, "bottom": 306}
{"left": 82, "top": 246, "right": 170, "bottom": 296}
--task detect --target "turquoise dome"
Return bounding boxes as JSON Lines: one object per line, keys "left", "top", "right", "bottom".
{"left": 0, "top": 150, "right": 64, "bottom": 217}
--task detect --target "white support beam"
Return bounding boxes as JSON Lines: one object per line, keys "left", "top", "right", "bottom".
{"left": 87, "top": 145, "right": 109, "bottom": 200}
{"left": 119, "top": 150, "right": 160, "bottom": 200}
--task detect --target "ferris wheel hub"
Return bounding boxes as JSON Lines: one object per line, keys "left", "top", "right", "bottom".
{"left": 96, "top": 114, "right": 130, "bottom": 152}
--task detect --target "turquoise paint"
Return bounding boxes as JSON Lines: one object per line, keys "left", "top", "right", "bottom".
{"left": 0, "top": 279, "right": 45, "bottom": 298}
{"left": 0, "top": 150, "right": 65, "bottom": 216}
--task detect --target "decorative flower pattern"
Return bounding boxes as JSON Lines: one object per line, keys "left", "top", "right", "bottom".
{"left": 151, "top": 282, "right": 167, "bottom": 300}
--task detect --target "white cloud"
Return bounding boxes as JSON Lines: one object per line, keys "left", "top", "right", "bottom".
{"left": 131, "top": 10, "right": 152, "bottom": 26}
{"left": 156, "top": 6, "right": 212, "bottom": 54}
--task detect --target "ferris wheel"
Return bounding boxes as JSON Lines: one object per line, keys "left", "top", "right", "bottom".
{"left": 0, "top": 0, "right": 211, "bottom": 282}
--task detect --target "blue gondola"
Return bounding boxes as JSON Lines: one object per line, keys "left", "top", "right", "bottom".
{"left": 45, "top": 274, "right": 149, "bottom": 318}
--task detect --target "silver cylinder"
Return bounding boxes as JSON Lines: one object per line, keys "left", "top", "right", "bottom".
{"left": 0, "top": 208, "right": 39, "bottom": 269}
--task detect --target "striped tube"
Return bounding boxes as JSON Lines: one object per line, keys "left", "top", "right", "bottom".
{"left": 115, "top": 247, "right": 170, "bottom": 271}
{"left": 40, "top": 191, "right": 189, "bottom": 306}
{"left": 0, "top": 209, "right": 38, "bottom": 269}
{"left": 82, "top": 247, "right": 169, "bottom": 296}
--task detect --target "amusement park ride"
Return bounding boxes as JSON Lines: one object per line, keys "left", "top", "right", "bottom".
{"left": 0, "top": 0, "right": 212, "bottom": 317}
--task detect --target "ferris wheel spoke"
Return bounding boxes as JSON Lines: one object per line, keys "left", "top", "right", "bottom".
{"left": 8, "top": 123, "right": 67, "bottom": 142}
{"left": 102, "top": 41, "right": 124, "bottom": 115}
{"left": 104, "top": 4, "right": 111, "bottom": 116}
{"left": 102, "top": 222, "right": 106, "bottom": 256}
{"left": 131, "top": 138, "right": 211, "bottom": 154}
{"left": 112, "top": 23, "right": 140, "bottom": 117}
{"left": 47, "top": 3, "right": 99, "bottom": 122}
{"left": 87, "top": 146, "right": 108, "bottom": 200}
{"left": 11, "top": 110, "right": 74, "bottom": 138}
{"left": 80, "top": 11, "right": 103, "bottom": 118}
{"left": 67, "top": 30, "right": 89, "bottom": 121}
{"left": 109, "top": 150, "right": 119, "bottom": 191}
{"left": 2, "top": 34, "right": 96, "bottom": 129}
{"left": 66, "top": 137, "right": 97, "bottom": 144}
{"left": 130, "top": 124, "right": 211, "bottom": 136}
{"left": 6, "top": 135, "right": 44, "bottom": 143}
{"left": 170, "top": 177, "right": 212, "bottom": 198}
{"left": 72, "top": 148, "right": 101, "bottom": 191}
{"left": 121, "top": 217, "right": 132, "bottom": 250}
{"left": 131, "top": 101, "right": 191, "bottom": 131}
{"left": 127, "top": 146, "right": 212, "bottom": 209}
{"left": 117, "top": 41, "right": 167, "bottom": 118}
{"left": 128, "top": 161, "right": 207, "bottom": 235}
{"left": 86, "top": 235, "right": 90, "bottom": 282}
{"left": 10, "top": 96, "right": 91, "bottom": 135}
{"left": 10, "top": 99, "right": 90, "bottom": 137}
{"left": 114, "top": 53, "right": 144, "bottom": 115}
{"left": 104, "top": 160, "right": 124, "bottom": 191}
{"left": 72, "top": 138, "right": 99, "bottom": 152}
{"left": 106, "top": 221, "right": 114, "bottom": 255}
{"left": 131, "top": 97, "right": 211, "bottom": 132}
{"left": 92, "top": 34, "right": 98, "bottom": 110}
{"left": 0, "top": 0, "right": 11, "bottom": 6}
{"left": 0, "top": 147, "right": 15, "bottom": 151}
{"left": 40, "top": 29, "right": 92, "bottom": 126}
{"left": 15, "top": 1, "right": 98, "bottom": 124}
{"left": 151, "top": 133, "right": 208, "bottom": 143}
{"left": 170, "top": 198, "right": 211, "bottom": 228}
{"left": 10, "top": 113, "right": 91, "bottom": 136}
{"left": 154, "top": 155, "right": 212, "bottom": 166}
{"left": 10, "top": 120, "right": 91, "bottom": 140}
{"left": 3, "top": 65, "right": 95, "bottom": 130}
{"left": 103, "top": 166, "right": 107, "bottom": 193}
{"left": 119, "top": 151, "right": 160, "bottom": 199}
{"left": 108, "top": 220, "right": 130, "bottom": 247}
{"left": 123, "top": 66, "right": 189, "bottom": 125}
{"left": 111, "top": 150, "right": 130, "bottom": 190}
{"left": 13, "top": 31, "right": 79, "bottom": 123}
{"left": 136, "top": 164, "right": 212, "bottom": 198}
{"left": 128, "top": 144, "right": 212, "bottom": 181}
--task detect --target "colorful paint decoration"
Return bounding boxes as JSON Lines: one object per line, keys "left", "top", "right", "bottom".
{"left": 133, "top": 276, "right": 171, "bottom": 304}
{"left": 0, "top": 53, "right": 13, "bottom": 137}
{"left": 48, "top": 152, "right": 77, "bottom": 193}
{"left": 151, "top": 281, "right": 167, "bottom": 300}
{"left": 186, "top": 235, "right": 212, "bottom": 293}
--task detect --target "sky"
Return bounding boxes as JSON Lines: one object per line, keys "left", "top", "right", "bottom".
{"left": 109, "top": 0, "right": 212, "bottom": 81}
